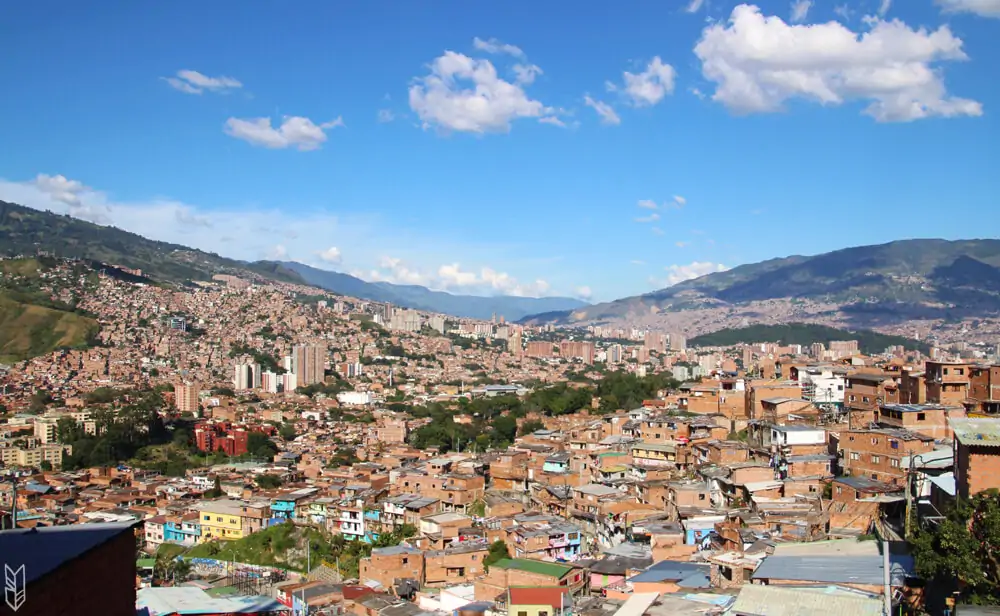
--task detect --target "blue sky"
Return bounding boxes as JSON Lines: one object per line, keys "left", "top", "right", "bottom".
{"left": 0, "top": 0, "right": 998, "bottom": 302}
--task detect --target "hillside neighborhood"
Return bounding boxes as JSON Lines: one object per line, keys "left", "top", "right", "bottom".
{"left": 2, "top": 253, "right": 1000, "bottom": 616}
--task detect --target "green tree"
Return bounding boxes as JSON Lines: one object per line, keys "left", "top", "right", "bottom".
{"left": 912, "top": 491, "right": 1000, "bottom": 604}
{"left": 518, "top": 419, "right": 545, "bottom": 436}
{"left": 256, "top": 474, "right": 283, "bottom": 489}
{"left": 247, "top": 431, "right": 279, "bottom": 459}
{"left": 205, "top": 475, "right": 224, "bottom": 498}
{"left": 279, "top": 423, "right": 298, "bottom": 441}
{"left": 39, "top": 460, "right": 53, "bottom": 471}
{"left": 483, "top": 540, "right": 510, "bottom": 572}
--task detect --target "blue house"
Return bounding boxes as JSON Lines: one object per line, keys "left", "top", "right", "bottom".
{"left": 543, "top": 452, "right": 571, "bottom": 474}
{"left": 269, "top": 487, "right": 318, "bottom": 520}
{"left": 163, "top": 512, "right": 201, "bottom": 546}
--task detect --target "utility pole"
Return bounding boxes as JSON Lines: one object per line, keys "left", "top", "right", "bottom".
{"left": 883, "top": 538, "right": 892, "bottom": 616}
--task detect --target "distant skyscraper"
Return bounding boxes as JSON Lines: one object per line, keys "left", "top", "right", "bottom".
{"left": 233, "top": 362, "right": 261, "bottom": 390}
{"left": 607, "top": 344, "right": 622, "bottom": 364}
{"left": 291, "top": 344, "right": 325, "bottom": 388}
{"left": 174, "top": 382, "right": 200, "bottom": 413}
{"left": 668, "top": 332, "right": 686, "bottom": 352}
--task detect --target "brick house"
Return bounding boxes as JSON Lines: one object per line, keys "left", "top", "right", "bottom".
{"left": 845, "top": 373, "right": 899, "bottom": 429}
{"left": 877, "top": 403, "right": 965, "bottom": 440}
{"left": 951, "top": 417, "right": 1000, "bottom": 499}
{"left": 424, "top": 541, "right": 490, "bottom": 586}
{"left": 967, "top": 365, "right": 1000, "bottom": 415}
{"left": 925, "top": 361, "right": 972, "bottom": 406}
{"left": 840, "top": 428, "right": 934, "bottom": 485}
{"left": 358, "top": 545, "right": 424, "bottom": 589}
{"left": 473, "top": 558, "right": 585, "bottom": 602}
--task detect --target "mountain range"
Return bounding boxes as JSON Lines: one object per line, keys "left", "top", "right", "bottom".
{"left": 520, "top": 238, "right": 1000, "bottom": 332}
{"left": 0, "top": 200, "right": 587, "bottom": 321}
{"left": 280, "top": 262, "right": 587, "bottom": 321}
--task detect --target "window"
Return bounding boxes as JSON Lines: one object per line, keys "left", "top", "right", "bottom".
{"left": 871, "top": 455, "right": 881, "bottom": 464}
{"left": 518, "top": 612, "right": 528, "bottom": 616}
{"left": 891, "top": 459, "right": 900, "bottom": 468}
{"left": 917, "top": 413, "right": 926, "bottom": 421}
{"left": 891, "top": 440, "right": 899, "bottom": 449}
{"left": 871, "top": 438, "right": 879, "bottom": 445}
{"left": 850, "top": 395, "right": 856, "bottom": 402}
{"left": 850, "top": 453, "right": 860, "bottom": 461}
{"left": 203, "top": 515, "right": 210, "bottom": 521}
{"left": 863, "top": 396, "right": 870, "bottom": 403}
{"left": 698, "top": 494, "right": 706, "bottom": 501}
{"left": 217, "top": 516, "right": 223, "bottom": 522}
{"left": 402, "top": 557, "right": 408, "bottom": 565}
{"left": 836, "top": 486, "right": 843, "bottom": 495}
{"left": 540, "top": 612, "right": 549, "bottom": 616}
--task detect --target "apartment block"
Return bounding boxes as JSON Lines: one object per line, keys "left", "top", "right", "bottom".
{"left": 840, "top": 428, "right": 935, "bottom": 485}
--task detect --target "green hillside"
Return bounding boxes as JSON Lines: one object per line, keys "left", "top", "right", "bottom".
{"left": 688, "top": 323, "right": 931, "bottom": 355}
{"left": 0, "top": 291, "right": 99, "bottom": 362}
{"left": 0, "top": 200, "right": 305, "bottom": 285}
{"left": 523, "top": 238, "right": 1000, "bottom": 327}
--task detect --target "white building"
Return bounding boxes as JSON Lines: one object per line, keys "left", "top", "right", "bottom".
{"left": 337, "top": 391, "right": 376, "bottom": 406}
{"left": 233, "top": 362, "right": 261, "bottom": 390}
{"left": 798, "top": 367, "right": 847, "bottom": 405}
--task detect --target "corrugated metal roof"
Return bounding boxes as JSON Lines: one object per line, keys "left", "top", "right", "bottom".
{"left": 730, "top": 584, "right": 882, "bottom": 616}
{"left": 951, "top": 418, "right": 1000, "bottom": 447}
{"left": 752, "top": 551, "right": 914, "bottom": 586}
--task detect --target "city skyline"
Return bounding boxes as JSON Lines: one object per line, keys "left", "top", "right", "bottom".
{"left": 0, "top": 0, "right": 998, "bottom": 301}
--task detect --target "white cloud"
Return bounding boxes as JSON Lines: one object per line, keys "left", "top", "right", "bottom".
{"left": 369, "top": 258, "right": 551, "bottom": 296}
{"left": 651, "top": 227, "right": 665, "bottom": 236}
{"left": 1, "top": 172, "right": 572, "bottom": 298}
{"left": 439, "top": 263, "right": 479, "bottom": 287}
{"left": 687, "top": 0, "right": 706, "bottom": 12}
{"left": 690, "top": 87, "right": 706, "bottom": 100}
{"left": 673, "top": 195, "right": 687, "bottom": 208}
{"left": 622, "top": 57, "right": 677, "bottom": 106}
{"left": 513, "top": 63, "right": 543, "bottom": 85}
{"left": 937, "top": 0, "right": 1000, "bottom": 17}
{"left": 878, "top": 0, "right": 892, "bottom": 16}
{"left": 637, "top": 199, "right": 658, "bottom": 210}
{"left": 377, "top": 109, "right": 395, "bottom": 123}
{"left": 538, "top": 116, "right": 568, "bottom": 128}
{"left": 409, "top": 50, "right": 559, "bottom": 133}
{"left": 790, "top": 0, "right": 812, "bottom": 23}
{"left": 676, "top": 241, "right": 691, "bottom": 248}
{"left": 32, "top": 173, "right": 86, "bottom": 206}
{"left": 163, "top": 70, "right": 242, "bottom": 95}
{"left": 575, "top": 286, "right": 593, "bottom": 300}
{"left": 225, "top": 116, "right": 345, "bottom": 150}
{"left": 630, "top": 260, "right": 646, "bottom": 266}
{"left": 584, "top": 96, "right": 621, "bottom": 125}
{"left": 317, "top": 246, "right": 342, "bottom": 264}
{"left": 635, "top": 213, "right": 661, "bottom": 223}
{"left": 662, "top": 261, "right": 729, "bottom": 286}
{"left": 694, "top": 4, "right": 983, "bottom": 122}
{"left": 472, "top": 37, "right": 525, "bottom": 58}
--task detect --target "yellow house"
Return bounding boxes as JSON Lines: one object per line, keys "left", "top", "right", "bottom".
{"left": 197, "top": 500, "right": 245, "bottom": 541}
{"left": 502, "top": 587, "right": 572, "bottom": 616}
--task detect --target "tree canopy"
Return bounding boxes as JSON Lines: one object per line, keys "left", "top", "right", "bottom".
{"left": 912, "top": 491, "right": 1000, "bottom": 604}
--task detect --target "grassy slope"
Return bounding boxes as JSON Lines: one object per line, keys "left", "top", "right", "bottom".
{"left": 0, "top": 292, "right": 99, "bottom": 362}
{"left": 0, "top": 200, "right": 305, "bottom": 285}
